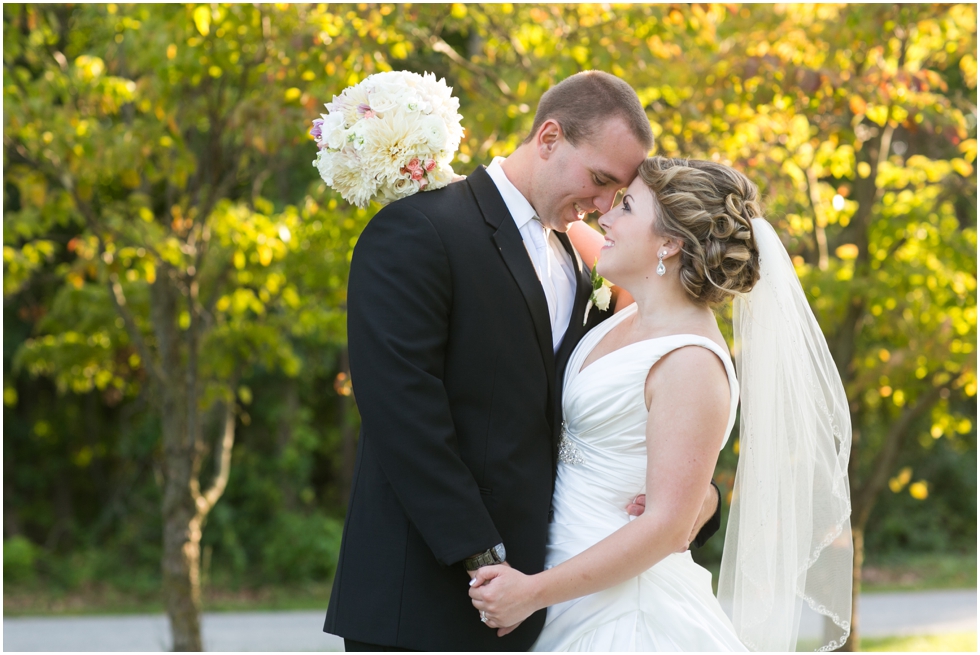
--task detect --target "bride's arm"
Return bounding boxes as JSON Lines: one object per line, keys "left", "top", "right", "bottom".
{"left": 565, "top": 221, "right": 604, "bottom": 271}
{"left": 470, "top": 346, "right": 730, "bottom": 631}
{"left": 566, "top": 221, "right": 635, "bottom": 312}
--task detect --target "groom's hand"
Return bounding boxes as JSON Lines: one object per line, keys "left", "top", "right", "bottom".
{"left": 626, "top": 484, "right": 720, "bottom": 551}
{"left": 625, "top": 494, "right": 647, "bottom": 517}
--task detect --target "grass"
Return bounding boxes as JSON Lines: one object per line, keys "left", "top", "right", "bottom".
{"left": 3, "top": 581, "right": 333, "bottom": 617}
{"left": 6, "top": 552, "right": 975, "bottom": 621}
{"left": 4, "top": 582, "right": 163, "bottom": 616}
{"left": 697, "top": 551, "right": 976, "bottom": 595}
{"left": 861, "top": 632, "right": 978, "bottom": 652}
{"left": 798, "top": 632, "right": 978, "bottom": 652}
{"left": 203, "top": 582, "right": 333, "bottom": 612}
{"left": 861, "top": 552, "right": 977, "bottom": 592}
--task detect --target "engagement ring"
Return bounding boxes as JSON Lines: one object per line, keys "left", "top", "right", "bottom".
{"left": 480, "top": 611, "right": 488, "bottom": 623}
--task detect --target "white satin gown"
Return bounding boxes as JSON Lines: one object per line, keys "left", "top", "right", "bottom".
{"left": 532, "top": 303, "right": 747, "bottom": 652}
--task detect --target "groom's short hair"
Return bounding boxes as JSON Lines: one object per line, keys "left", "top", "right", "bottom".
{"left": 524, "top": 71, "right": 653, "bottom": 151}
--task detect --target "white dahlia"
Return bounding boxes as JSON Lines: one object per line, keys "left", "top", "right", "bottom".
{"left": 309, "top": 70, "right": 465, "bottom": 208}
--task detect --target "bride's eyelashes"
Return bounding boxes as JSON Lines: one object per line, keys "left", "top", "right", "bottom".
{"left": 622, "top": 196, "right": 632, "bottom": 213}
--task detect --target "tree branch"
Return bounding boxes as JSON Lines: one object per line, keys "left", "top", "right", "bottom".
{"left": 407, "top": 24, "right": 514, "bottom": 98}
{"left": 5, "top": 138, "right": 65, "bottom": 188}
{"left": 199, "top": 260, "right": 234, "bottom": 330}
{"left": 199, "top": 389, "right": 238, "bottom": 514}
{"left": 196, "top": 161, "right": 240, "bottom": 230}
{"left": 804, "top": 165, "right": 830, "bottom": 270}
{"left": 481, "top": 10, "right": 533, "bottom": 71}
{"left": 831, "top": 113, "right": 899, "bottom": 380}
{"left": 103, "top": 215, "right": 170, "bottom": 266}
{"left": 7, "top": 135, "right": 169, "bottom": 272}
{"left": 851, "top": 380, "right": 950, "bottom": 530}
{"left": 107, "top": 273, "right": 166, "bottom": 385}
{"left": 76, "top": 196, "right": 168, "bottom": 387}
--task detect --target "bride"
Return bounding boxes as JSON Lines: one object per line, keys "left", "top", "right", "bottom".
{"left": 469, "top": 156, "right": 853, "bottom": 652}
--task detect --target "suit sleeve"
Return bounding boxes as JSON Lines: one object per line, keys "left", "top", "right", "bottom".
{"left": 347, "top": 204, "right": 502, "bottom": 567}
{"left": 690, "top": 481, "right": 722, "bottom": 549}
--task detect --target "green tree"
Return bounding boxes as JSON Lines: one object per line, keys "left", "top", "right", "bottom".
{"left": 644, "top": 4, "right": 977, "bottom": 648}
{"left": 4, "top": 4, "right": 374, "bottom": 648}
{"left": 4, "top": 5, "right": 975, "bottom": 652}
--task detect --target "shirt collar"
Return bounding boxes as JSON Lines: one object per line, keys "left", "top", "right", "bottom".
{"left": 485, "top": 157, "right": 539, "bottom": 230}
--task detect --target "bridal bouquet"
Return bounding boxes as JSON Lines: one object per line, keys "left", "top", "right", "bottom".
{"left": 310, "top": 71, "right": 464, "bottom": 208}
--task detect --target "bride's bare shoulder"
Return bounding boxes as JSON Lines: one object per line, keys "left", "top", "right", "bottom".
{"left": 643, "top": 341, "right": 730, "bottom": 413}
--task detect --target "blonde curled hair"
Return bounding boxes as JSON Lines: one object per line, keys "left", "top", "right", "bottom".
{"left": 638, "top": 156, "right": 762, "bottom": 306}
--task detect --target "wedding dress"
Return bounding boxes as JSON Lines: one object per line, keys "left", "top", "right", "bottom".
{"left": 532, "top": 302, "right": 747, "bottom": 652}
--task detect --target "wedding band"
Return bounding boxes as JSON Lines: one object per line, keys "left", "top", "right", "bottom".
{"left": 480, "top": 611, "right": 488, "bottom": 623}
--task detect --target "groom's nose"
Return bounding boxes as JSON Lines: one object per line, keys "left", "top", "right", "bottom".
{"left": 593, "top": 190, "right": 617, "bottom": 214}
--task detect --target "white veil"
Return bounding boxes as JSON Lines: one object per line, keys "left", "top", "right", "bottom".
{"left": 717, "top": 218, "right": 853, "bottom": 652}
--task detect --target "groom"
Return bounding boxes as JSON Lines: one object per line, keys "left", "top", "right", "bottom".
{"left": 324, "top": 71, "right": 721, "bottom": 651}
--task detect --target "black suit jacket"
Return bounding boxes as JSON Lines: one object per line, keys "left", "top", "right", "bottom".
{"left": 324, "top": 167, "right": 717, "bottom": 651}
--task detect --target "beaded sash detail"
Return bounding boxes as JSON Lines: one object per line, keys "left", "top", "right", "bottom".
{"left": 558, "top": 421, "right": 585, "bottom": 465}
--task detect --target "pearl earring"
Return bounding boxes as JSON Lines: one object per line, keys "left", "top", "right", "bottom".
{"left": 657, "top": 251, "right": 667, "bottom": 276}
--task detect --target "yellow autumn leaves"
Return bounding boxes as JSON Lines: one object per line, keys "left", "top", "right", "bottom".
{"left": 888, "top": 467, "right": 929, "bottom": 500}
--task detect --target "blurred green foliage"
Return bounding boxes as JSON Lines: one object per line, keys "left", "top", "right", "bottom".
{"left": 866, "top": 439, "right": 977, "bottom": 555}
{"left": 4, "top": 535, "right": 38, "bottom": 583}
{"left": 3, "top": 4, "right": 975, "bottom": 627}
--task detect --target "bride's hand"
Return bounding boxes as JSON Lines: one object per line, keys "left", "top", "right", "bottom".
{"left": 468, "top": 564, "right": 540, "bottom": 635}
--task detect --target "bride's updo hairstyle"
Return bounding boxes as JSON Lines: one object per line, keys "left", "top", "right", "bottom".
{"left": 638, "top": 157, "right": 762, "bottom": 306}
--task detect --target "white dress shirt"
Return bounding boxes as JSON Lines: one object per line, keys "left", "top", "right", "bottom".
{"left": 486, "top": 157, "right": 577, "bottom": 351}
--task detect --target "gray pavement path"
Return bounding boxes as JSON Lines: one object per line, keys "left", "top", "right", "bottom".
{"left": 3, "top": 589, "right": 976, "bottom": 651}
{"left": 798, "top": 588, "right": 976, "bottom": 642}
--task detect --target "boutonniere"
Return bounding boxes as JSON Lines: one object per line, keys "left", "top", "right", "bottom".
{"left": 583, "top": 259, "right": 613, "bottom": 325}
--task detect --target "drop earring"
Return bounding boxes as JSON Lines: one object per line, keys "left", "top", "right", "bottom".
{"left": 657, "top": 251, "right": 667, "bottom": 276}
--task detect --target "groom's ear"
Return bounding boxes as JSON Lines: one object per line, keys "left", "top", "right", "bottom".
{"left": 536, "top": 119, "right": 563, "bottom": 159}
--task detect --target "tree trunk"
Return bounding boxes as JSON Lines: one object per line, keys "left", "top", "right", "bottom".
{"left": 837, "top": 384, "right": 945, "bottom": 652}
{"left": 146, "top": 271, "right": 239, "bottom": 652}
{"left": 162, "top": 496, "right": 204, "bottom": 652}
{"left": 160, "top": 388, "right": 204, "bottom": 652}
{"left": 150, "top": 276, "right": 206, "bottom": 651}
{"left": 836, "top": 526, "right": 863, "bottom": 651}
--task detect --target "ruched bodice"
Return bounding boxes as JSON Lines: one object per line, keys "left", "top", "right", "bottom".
{"left": 533, "top": 303, "right": 746, "bottom": 652}
{"left": 552, "top": 304, "right": 738, "bottom": 542}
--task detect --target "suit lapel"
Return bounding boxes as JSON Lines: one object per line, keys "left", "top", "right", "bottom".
{"left": 540, "top": 231, "right": 593, "bottom": 470}
{"left": 467, "top": 167, "right": 557, "bottom": 403}
{"left": 554, "top": 231, "right": 594, "bottom": 386}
